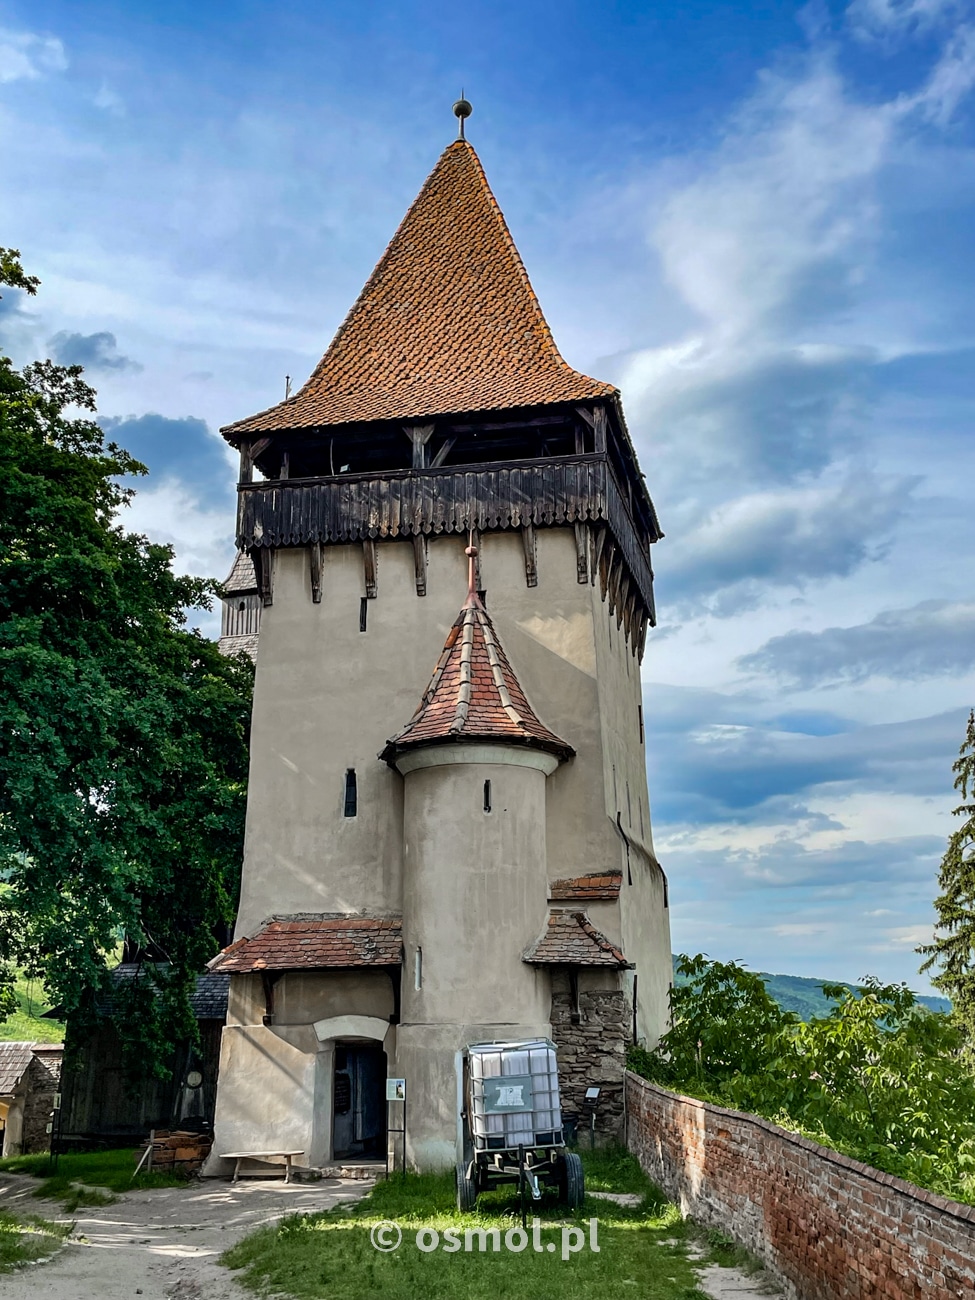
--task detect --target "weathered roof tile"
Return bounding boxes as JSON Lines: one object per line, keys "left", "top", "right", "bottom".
{"left": 209, "top": 916, "right": 403, "bottom": 973}
{"left": 523, "top": 910, "right": 631, "bottom": 969}
{"left": 222, "top": 140, "right": 615, "bottom": 438}
{"left": 382, "top": 589, "right": 572, "bottom": 763}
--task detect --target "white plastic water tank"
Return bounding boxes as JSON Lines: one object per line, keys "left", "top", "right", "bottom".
{"left": 468, "top": 1038, "right": 564, "bottom": 1151}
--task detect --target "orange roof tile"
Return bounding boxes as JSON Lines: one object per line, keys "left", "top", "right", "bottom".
{"left": 549, "top": 872, "right": 623, "bottom": 903}
{"left": 223, "top": 140, "right": 615, "bottom": 439}
{"left": 381, "top": 591, "right": 573, "bottom": 764}
{"left": 208, "top": 916, "right": 402, "bottom": 973}
{"left": 523, "top": 910, "right": 632, "bottom": 969}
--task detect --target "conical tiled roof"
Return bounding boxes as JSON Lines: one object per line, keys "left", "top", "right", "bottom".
{"left": 223, "top": 140, "right": 615, "bottom": 438}
{"left": 381, "top": 587, "right": 573, "bottom": 765}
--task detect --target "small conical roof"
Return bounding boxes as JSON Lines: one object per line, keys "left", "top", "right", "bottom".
{"left": 224, "top": 139, "right": 615, "bottom": 438}
{"left": 381, "top": 577, "right": 572, "bottom": 765}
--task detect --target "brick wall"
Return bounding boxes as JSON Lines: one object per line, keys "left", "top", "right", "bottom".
{"left": 626, "top": 1070, "right": 975, "bottom": 1299}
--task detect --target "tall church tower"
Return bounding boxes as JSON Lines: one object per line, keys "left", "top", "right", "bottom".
{"left": 207, "top": 122, "right": 670, "bottom": 1173}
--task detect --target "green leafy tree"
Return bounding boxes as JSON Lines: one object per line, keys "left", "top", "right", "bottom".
{"left": 629, "top": 956, "right": 975, "bottom": 1203}
{"left": 919, "top": 709, "right": 975, "bottom": 1052}
{"left": 628, "top": 952, "right": 796, "bottom": 1088}
{"left": 0, "top": 248, "right": 253, "bottom": 1080}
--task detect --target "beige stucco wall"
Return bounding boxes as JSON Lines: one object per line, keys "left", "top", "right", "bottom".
{"left": 209, "top": 969, "right": 395, "bottom": 1173}
{"left": 400, "top": 756, "right": 552, "bottom": 1028}
{"left": 222, "top": 523, "right": 671, "bottom": 1169}
{"left": 237, "top": 528, "right": 663, "bottom": 941}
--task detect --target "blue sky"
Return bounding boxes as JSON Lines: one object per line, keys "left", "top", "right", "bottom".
{"left": 2, "top": 0, "right": 974, "bottom": 990}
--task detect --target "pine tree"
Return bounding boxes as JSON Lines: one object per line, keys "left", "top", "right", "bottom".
{"left": 919, "top": 710, "right": 975, "bottom": 1051}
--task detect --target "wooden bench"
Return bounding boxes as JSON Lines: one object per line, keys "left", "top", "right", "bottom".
{"left": 221, "top": 1150, "right": 305, "bottom": 1184}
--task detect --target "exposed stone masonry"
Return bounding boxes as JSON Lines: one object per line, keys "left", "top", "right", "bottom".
{"left": 551, "top": 981, "right": 627, "bottom": 1142}
{"left": 22, "top": 1047, "right": 62, "bottom": 1155}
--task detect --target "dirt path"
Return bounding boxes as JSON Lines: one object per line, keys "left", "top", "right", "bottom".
{"left": 0, "top": 1173, "right": 780, "bottom": 1300}
{"left": 0, "top": 1172, "right": 370, "bottom": 1300}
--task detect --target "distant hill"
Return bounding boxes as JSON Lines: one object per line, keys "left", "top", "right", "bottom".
{"left": 672, "top": 959, "right": 951, "bottom": 1021}
{"left": 0, "top": 974, "right": 64, "bottom": 1043}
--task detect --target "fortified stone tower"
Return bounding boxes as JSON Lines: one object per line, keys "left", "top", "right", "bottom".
{"left": 207, "top": 118, "right": 670, "bottom": 1174}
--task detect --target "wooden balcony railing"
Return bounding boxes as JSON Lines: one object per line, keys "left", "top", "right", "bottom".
{"left": 237, "top": 453, "right": 655, "bottom": 623}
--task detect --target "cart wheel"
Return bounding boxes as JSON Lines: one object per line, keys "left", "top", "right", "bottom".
{"left": 456, "top": 1161, "right": 478, "bottom": 1211}
{"left": 559, "top": 1151, "right": 585, "bottom": 1209}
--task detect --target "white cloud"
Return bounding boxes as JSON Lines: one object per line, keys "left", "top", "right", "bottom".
{"left": 907, "top": 24, "right": 975, "bottom": 124}
{"left": 0, "top": 28, "right": 67, "bottom": 83}
{"left": 663, "top": 470, "right": 909, "bottom": 612}
{"left": 848, "top": 0, "right": 969, "bottom": 39}
{"left": 93, "top": 83, "right": 125, "bottom": 115}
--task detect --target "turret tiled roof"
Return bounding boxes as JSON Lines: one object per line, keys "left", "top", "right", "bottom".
{"left": 523, "top": 910, "right": 632, "bottom": 969}
{"left": 223, "top": 139, "right": 615, "bottom": 439}
{"left": 381, "top": 588, "right": 573, "bottom": 764}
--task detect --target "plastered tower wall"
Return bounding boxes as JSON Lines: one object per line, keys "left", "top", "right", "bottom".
{"left": 238, "top": 530, "right": 662, "bottom": 935}
{"left": 396, "top": 750, "right": 556, "bottom": 1168}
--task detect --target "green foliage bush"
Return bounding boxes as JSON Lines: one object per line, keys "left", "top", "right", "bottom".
{"left": 628, "top": 954, "right": 975, "bottom": 1205}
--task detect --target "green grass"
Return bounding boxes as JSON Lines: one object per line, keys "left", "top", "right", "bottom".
{"left": 221, "top": 1148, "right": 715, "bottom": 1300}
{"left": 0, "top": 1147, "right": 187, "bottom": 1208}
{"left": 0, "top": 1209, "right": 70, "bottom": 1271}
{"left": 0, "top": 974, "right": 65, "bottom": 1043}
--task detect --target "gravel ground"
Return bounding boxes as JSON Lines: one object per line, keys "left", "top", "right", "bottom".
{"left": 0, "top": 1172, "right": 369, "bottom": 1300}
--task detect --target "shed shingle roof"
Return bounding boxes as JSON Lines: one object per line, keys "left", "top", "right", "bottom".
{"left": 0, "top": 1042, "right": 35, "bottom": 1094}
{"left": 209, "top": 916, "right": 403, "bottom": 973}
{"left": 523, "top": 910, "right": 632, "bottom": 969}
{"left": 222, "top": 140, "right": 615, "bottom": 439}
{"left": 381, "top": 590, "right": 572, "bottom": 764}
{"left": 549, "top": 872, "right": 623, "bottom": 903}
{"left": 220, "top": 551, "right": 258, "bottom": 595}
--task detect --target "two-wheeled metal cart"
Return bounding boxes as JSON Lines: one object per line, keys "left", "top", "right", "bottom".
{"left": 457, "top": 1038, "right": 584, "bottom": 1212}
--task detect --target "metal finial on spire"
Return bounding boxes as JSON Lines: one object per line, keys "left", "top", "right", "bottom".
{"left": 453, "top": 93, "right": 472, "bottom": 139}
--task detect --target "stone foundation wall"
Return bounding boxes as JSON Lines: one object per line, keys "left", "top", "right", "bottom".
{"left": 551, "top": 983, "right": 627, "bottom": 1140}
{"left": 626, "top": 1071, "right": 975, "bottom": 1300}
{"left": 22, "top": 1048, "right": 62, "bottom": 1155}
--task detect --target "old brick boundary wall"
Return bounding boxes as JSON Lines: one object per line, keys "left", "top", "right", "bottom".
{"left": 625, "top": 1071, "right": 975, "bottom": 1299}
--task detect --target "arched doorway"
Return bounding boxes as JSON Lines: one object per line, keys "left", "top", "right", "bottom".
{"left": 332, "top": 1039, "right": 386, "bottom": 1160}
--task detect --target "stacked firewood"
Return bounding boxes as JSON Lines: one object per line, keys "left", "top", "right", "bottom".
{"left": 139, "top": 1129, "right": 213, "bottom": 1175}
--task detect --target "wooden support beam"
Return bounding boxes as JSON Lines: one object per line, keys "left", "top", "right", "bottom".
{"left": 309, "top": 543, "right": 323, "bottom": 604}
{"left": 607, "top": 548, "right": 624, "bottom": 617}
{"left": 573, "top": 523, "right": 589, "bottom": 584}
{"left": 637, "top": 613, "right": 649, "bottom": 662}
{"left": 624, "top": 587, "right": 639, "bottom": 649}
{"left": 575, "top": 406, "right": 595, "bottom": 429}
{"left": 280, "top": 451, "right": 290, "bottom": 480}
{"left": 599, "top": 538, "right": 617, "bottom": 604}
{"left": 521, "top": 524, "right": 537, "bottom": 588}
{"left": 250, "top": 437, "right": 272, "bottom": 460}
{"left": 616, "top": 573, "right": 631, "bottom": 630}
{"left": 590, "top": 526, "right": 608, "bottom": 589}
{"left": 593, "top": 404, "right": 608, "bottom": 454}
{"left": 412, "top": 534, "right": 427, "bottom": 597}
{"left": 239, "top": 444, "right": 254, "bottom": 484}
{"left": 362, "top": 540, "right": 377, "bottom": 599}
{"left": 430, "top": 436, "right": 456, "bottom": 469}
{"left": 256, "top": 548, "right": 274, "bottom": 607}
{"left": 574, "top": 424, "right": 585, "bottom": 455}
{"left": 403, "top": 424, "right": 435, "bottom": 470}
